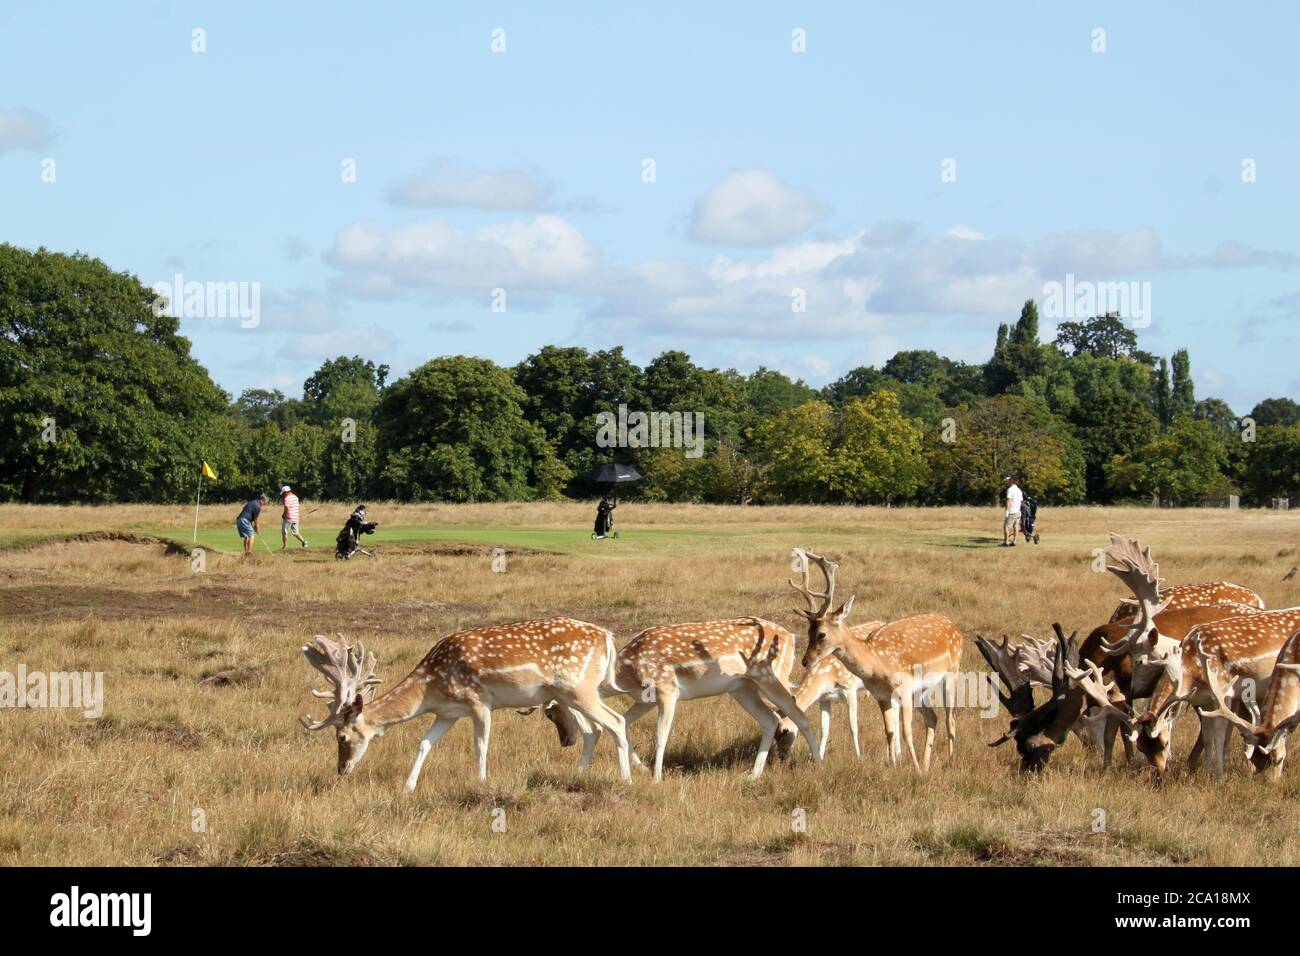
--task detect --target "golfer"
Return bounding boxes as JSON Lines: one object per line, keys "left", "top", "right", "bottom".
{"left": 1002, "top": 476, "right": 1023, "bottom": 547}
{"left": 280, "top": 485, "right": 308, "bottom": 549}
{"left": 236, "top": 493, "right": 269, "bottom": 555}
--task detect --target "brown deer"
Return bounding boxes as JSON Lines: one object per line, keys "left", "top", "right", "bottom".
{"left": 299, "top": 619, "right": 633, "bottom": 789}
{"left": 790, "top": 549, "right": 962, "bottom": 771}
{"left": 1121, "top": 608, "right": 1300, "bottom": 780}
{"left": 1197, "top": 628, "right": 1300, "bottom": 781}
{"left": 543, "top": 616, "right": 821, "bottom": 782}
{"left": 791, "top": 640, "right": 879, "bottom": 760}
{"left": 977, "top": 626, "right": 1088, "bottom": 772}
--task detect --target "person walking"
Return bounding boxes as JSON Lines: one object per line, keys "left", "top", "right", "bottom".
{"left": 280, "top": 485, "right": 308, "bottom": 549}
{"left": 1001, "top": 476, "right": 1023, "bottom": 547}
{"left": 236, "top": 493, "right": 269, "bottom": 556}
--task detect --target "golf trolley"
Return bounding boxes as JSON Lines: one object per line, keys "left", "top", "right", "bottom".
{"left": 592, "top": 497, "right": 619, "bottom": 540}
{"left": 1020, "top": 496, "right": 1041, "bottom": 544}
{"left": 335, "top": 506, "right": 378, "bottom": 560}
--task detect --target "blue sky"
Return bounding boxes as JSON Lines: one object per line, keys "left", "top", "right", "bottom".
{"left": 2, "top": 2, "right": 1296, "bottom": 411}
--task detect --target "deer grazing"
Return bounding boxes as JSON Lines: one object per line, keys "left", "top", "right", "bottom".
{"left": 791, "top": 642, "right": 878, "bottom": 760}
{"left": 299, "top": 619, "right": 633, "bottom": 789}
{"left": 790, "top": 549, "right": 962, "bottom": 771}
{"left": 1192, "top": 628, "right": 1300, "bottom": 781}
{"left": 977, "top": 626, "right": 1088, "bottom": 772}
{"left": 543, "top": 616, "right": 821, "bottom": 782}
{"left": 1116, "top": 608, "right": 1300, "bottom": 780}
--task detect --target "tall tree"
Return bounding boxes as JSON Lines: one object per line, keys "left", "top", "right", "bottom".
{"left": 1152, "top": 357, "right": 1172, "bottom": 428}
{"left": 1170, "top": 348, "right": 1195, "bottom": 420}
{"left": 0, "top": 244, "right": 228, "bottom": 502}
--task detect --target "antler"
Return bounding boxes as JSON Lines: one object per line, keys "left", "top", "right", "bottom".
{"left": 1191, "top": 638, "right": 1257, "bottom": 735}
{"left": 1011, "top": 634, "right": 1057, "bottom": 685}
{"left": 1065, "top": 659, "right": 1134, "bottom": 729}
{"left": 974, "top": 634, "right": 1035, "bottom": 745}
{"left": 299, "top": 633, "right": 382, "bottom": 730}
{"left": 1100, "top": 534, "right": 1171, "bottom": 655}
{"left": 790, "top": 548, "right": 837, "bottom": 618}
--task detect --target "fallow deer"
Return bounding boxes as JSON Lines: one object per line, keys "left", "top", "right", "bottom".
{"left": 1122, "top": 608, "right": 1300, "bottom": 780}
{"left": 1107, "top": 577, "right": 1264, "bottom": 624}
{"left": 790, "top": 549, "right": 962, "bottom": 772}
{"left": 544, "top": 616, "right": 821, "bottom": 782}
{"left": 977, "top": 626, "right": 1087, "bottom": 772}
{"left": 791, "top": 636, "right": 881, "bottom": 760}
{"left": 1197, "top": 628, "right": 1300, "bottom": 781}
{"left": 299, "top": 619, "right": 634, "bottom": 789}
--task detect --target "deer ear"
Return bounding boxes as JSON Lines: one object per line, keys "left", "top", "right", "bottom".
{"left": 833, "top": 595, "right": 856, "bottom": 621}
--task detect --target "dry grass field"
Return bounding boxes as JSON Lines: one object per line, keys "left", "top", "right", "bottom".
{"left": 1, "top": 501, "right": 1298, "bottom": 867}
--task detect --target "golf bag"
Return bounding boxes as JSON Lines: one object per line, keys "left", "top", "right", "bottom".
{"left": 592, "top": 498, "right": 616, "bottom": 539}
{"left": 1019, "top": 496, "right": 1040, "bottom": 544}
{"left": 335, "top": 506, "right": 378, "bottom": 560}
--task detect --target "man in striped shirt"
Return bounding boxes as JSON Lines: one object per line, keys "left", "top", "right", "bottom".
{"left": 280, "top": 485, "right": 308, "bottom": 549}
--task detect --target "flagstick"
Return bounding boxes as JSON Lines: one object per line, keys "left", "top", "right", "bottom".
{"left": 193, "top": 474, "right": 203, "bottom": 543}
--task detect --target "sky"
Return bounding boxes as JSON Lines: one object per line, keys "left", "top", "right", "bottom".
{"left": 1, "top": 2, "right": 1297, "bottom": 412}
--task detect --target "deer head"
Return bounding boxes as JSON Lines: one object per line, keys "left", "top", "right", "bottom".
{"left": 790, "top": 548, "right": 856, "bottom": 670}
{"left": 1099, "top": 534, "right": 1172, "bottom": 661}
{"left": 300, "top": 634, "right": 384, "bottom": 774}
{"left": 978, "top": 625, "right": 1085, "bottom": 772}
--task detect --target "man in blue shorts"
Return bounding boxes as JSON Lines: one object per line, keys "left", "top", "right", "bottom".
{"left": 236, "top": 493, "right": 269, "bottom": 555}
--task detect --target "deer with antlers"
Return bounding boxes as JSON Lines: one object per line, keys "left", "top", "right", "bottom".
{"left": 299, "top": 619, "right": 634, "bottom": 789}
{"left": 977, "top": 626, "right": 1089, "bottom": 772}
{"left": 1103, "top": 608, "right": 1300, "bottom": 780}
{"left": 789, "top": 549, "right": 962, "bottom": 772}
{"left": 1192, "top": 629, "right": 1300, "bottom": 781}
{"left": 543, "top": 616, "right": 821, "bottom": 782}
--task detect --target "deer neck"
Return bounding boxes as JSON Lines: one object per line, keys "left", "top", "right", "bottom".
{"left": 833, "top": 632, "right": 886, "bottom": 684}
{"left": 359, "top": 668, "right": 436, "bottom": 732}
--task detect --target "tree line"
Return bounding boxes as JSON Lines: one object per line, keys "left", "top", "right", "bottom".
{"left": 3, "top": 243, "right": 1298, "bottom": 507}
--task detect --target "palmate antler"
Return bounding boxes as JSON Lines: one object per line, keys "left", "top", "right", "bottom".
{"left": 300, "top": 633, "right": 382, "bottom": 730}
{"left": 1100, "top": 534, "right": 1172, "bottom": 656}
{"left": 1011, "top": 634, "right": 1058, "bottom": 686}
{"left": 1191, "top": 638, "right": 1258, "bottom": 736}
{"left": 790, "top": 548, "right": 838, "bottom": 619}
{"left": 1065, "top": 659, "right": 1134, "bottom": 729}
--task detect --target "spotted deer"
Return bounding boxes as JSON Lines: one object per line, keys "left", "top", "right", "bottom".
{"left": 544, "top": 617, "right": 821, "bottom": 782}
{"left": 790, "top": 635, "right": 881, "bottom": 760}
{"left": 1117, "top": 608, "right": 1300, "bottom": 780}
{"left": 1107, "top": 575, "right": 1263, "bottom": 624}
{"left": 299, "top": 619, "right": 633, "bottom": 789}
{"left": 1198, "top": 628, "right": 1300, "bottom": 781}
{"left": 790, "top": 549, "right": 963, "bottom": 771}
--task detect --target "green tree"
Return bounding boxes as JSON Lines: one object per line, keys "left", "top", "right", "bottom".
{"left": 0, "top": 244, "right": 228, "bottom": 502}
{"left": 1053, "top": 313, "right": 1153, "bottom": 363}
{"left": 1069, "top": 393, "right": 1160, "bottom": 501}
{"left": 826, "top": 392, "right": 927, "bottom": 503}
{"left": 1239, "top": 425, "right": 1300, "bottom": 506}
{"left": 1170, "top": 349, "right": 1195, "bottom": 421}
{"left": 750, "top": 401, "right": 835, "bottom": 502}
{"left": 1152, "top": 357, "right": 1172, "bottom": 427}
{"left": 926, "top": 394, "right": 1085, "bottom": 504}
{"left": 1249, "top": 397, "right": 1300, "bottom": 428}
{"left": 376, "top": 356, "right": 565, "bottom": 501}
{"left": 1105, "top": 417, "right": 1230, "bottom": 504}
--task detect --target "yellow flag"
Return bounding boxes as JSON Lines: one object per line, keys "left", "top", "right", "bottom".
{"left": 201, "top": 460, "right": 217, "bottom": 481}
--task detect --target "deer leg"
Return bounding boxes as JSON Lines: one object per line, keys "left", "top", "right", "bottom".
{"left": 652, "top": 689, "right": 679, "bottom": 783}
{"left": 845, "top": 690, "right": 862, "bottom": 759}
{"left": 942, "top": 672, "right": 957, "bottom": 759}
{"left": 920, "top": 704, "right": 938, "bottom": 772}
{"left": 471, "top": 705, "right": 492, "bottom": 782}
{"left": 565, "top": 708, "right": 600, "bottom": 771}
{"left": 1213, "top": 718, "right": 1229, "bottom": 783}
{"left": 817, "top": 700, "right": 833, "bottom": 760}
{"left": 730, "top": 685, "right": 781, "bottom": 778}
{"left": 404, "top": 716, "right": 457, "bottom": 792}
{"left": 895, "top": 689, "right": 921, "bottom": 772}
{"left": 1102, "top": 715, "right": 1120, "bottom": 770}
{"left": 618, "top": 697, "right": 655, "bottom": 771}
{"left": 877, "top": 697, "right": 898, "bottom": 764}
{"left": 566, "top": 691, "right": 633, "bottom": 783}
{"left": 752, "top": 674, "right": 820, "bottom": 760}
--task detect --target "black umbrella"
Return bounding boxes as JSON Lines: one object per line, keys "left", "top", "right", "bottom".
{"left": 586, "top": 463, "right": 642, "bottom": 485}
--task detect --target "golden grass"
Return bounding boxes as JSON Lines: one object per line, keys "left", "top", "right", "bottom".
{"left": 1, "top": 502, "right": 1298, "bottom": 866}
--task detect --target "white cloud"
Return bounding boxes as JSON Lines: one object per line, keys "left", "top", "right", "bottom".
{"left": 0, "top": 109, "right": 52, "bottom": 155}
{"left": 388, "top": 161, "right": 551, "bottom": 211}
{"left": 278, "top": 326, "right": 396, "bottom": 361}
{"left": 326, "top": 214, "right": 600, "bottom": 297}
{"left": 688, "top": 170, "right": 819, "bottom": 246}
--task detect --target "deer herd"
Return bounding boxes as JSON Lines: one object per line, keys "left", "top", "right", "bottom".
{"left": 298, "top": 534, "right": 1300, "bottom": 790}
